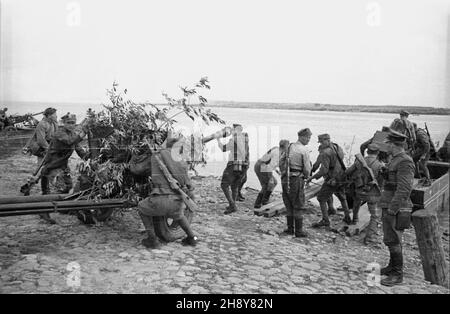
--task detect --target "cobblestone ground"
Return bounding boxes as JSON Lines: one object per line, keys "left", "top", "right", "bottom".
{"left": 0, "top": 154, "right": 449, "bottom": 294}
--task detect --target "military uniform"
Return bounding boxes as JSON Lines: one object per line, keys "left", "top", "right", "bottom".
{"left": 312, "top": 144, "right": 336, "bottom": 215}
{"left": 41, "top": 117, "right": 87, "bottom": 194}
{"left": 217, "top": 125, "right": 249, "bottom": 214}
{"left": 309, "top": 134, "right": 351, "bottom": 226}
{"left": 379, "top": 129, "right": 415, "bottom": 286}
{"left": 345, "top": 144, "right": 384, "bottom": 244}
{"left": 28, "top": 108, "right": 58, "bottom": 170}
{"left": 389, "top": 110, "right": 416, "bottom": 153}
{"left": 138, "top": 140, "right": 197, "bottom": 249}
{"left": 280, "top": 128, "right": 312, "bottom": 237}
{"left": 254, "top": 146, "right": 280, "bottom": 208}
{"left": 413, "top": 128, "right": 431, "bottom": 185}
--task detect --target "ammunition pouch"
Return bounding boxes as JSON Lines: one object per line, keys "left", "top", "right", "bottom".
{"left": 395, "top": 208, "right": 412, "bottom": 231}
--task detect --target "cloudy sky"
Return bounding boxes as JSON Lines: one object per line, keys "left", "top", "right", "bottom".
{"left": 1, "top": 0, "right": 449, "bottom": 107}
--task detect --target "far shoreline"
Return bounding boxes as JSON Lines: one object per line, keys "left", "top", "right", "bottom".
{"left": 208, "top": 102, "right": 450, "bottom": 116}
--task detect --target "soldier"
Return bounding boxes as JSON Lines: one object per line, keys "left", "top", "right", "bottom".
{"left": 344, "top": 144, "right": 384, "bottom": 245}
{"left": 379, "top": 129, "right": 415, "bottom": 286}
{"left": 253, "top": 140, "right": 288, "bottom": 209}
{"left": 138, "top": 135, "right": 198, "bottom": 249}
{"left": 311, "top": 144, "right": 337, "bottom": 216}
{"left": 412, "top": 123, "right": 431, "bottom": 186}
{"left": 26, "top": 107, "right": 58, "bottom": 170}
{"left": 280, "top": 128, "right": 312, "bottom": 237}
{"left": 0, "top": 108, "right": 9, "bottom": 130}
{"left": 389, "top": 110, "right": 416, "bottom": 153}
{"left": 307, "top": 134, "right": 352, "bottom": 227}
{"left": 38, "top": 113, "right": 88, "bottom": 223}
{"left": 217, "top": 123, "right": 250, "bottom": 214}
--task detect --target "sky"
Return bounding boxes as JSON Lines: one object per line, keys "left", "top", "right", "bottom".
{"left": 1, "top": 0, "right": 449, "bottom": 107}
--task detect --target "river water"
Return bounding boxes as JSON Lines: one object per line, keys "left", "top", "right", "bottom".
{"left": 175, "top": 107, "right": 450, "bottom": 191}
{"left": 3, "top": 104, "right": 449, "bottom": 190}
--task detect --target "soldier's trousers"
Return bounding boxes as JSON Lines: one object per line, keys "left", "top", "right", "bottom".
{"left": 381, "top": 208, "right": 403, "bottom": 247}
{"left": 41, "top": 167, "right": 73, "bottom": 194}
{"left": 254, "top": 162, "right": 277, "bottom": 194}
{"left": 317, "top": 182, "right": 347, "bottom": 205}
{"left": 281, "top": 175, "right": 305, "bottom": 218}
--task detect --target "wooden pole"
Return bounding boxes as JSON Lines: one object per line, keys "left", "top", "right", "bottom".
{"left": 412, "top": 209, "right": 449, "bottom": 287}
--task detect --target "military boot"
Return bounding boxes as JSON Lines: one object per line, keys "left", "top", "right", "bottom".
{"left": 281, "top": 216, "right": 294, "bottom": 235}
{"left": 294, "top": 217, "right": 308, "bottom": 238}
{"left": 381, "top": 248, "right": 403, "bottom": 286}
{"left": 178, "top": 216, "right": 198, "bottom": 247}
{"left": 340, "top": 199, "right": 352, "bottom": 225}
{"left": 312, "top": 201, "right": 331, "bottom": 228}
{"left": 237, "top": 191, "right": 245, "bottom": 202}
{"left": 261, "top": 190, "right": 273, "bottom": 205}
{"left": 351, "top": 207, "right": 359, "bottom": 225}
{"left": 39, "top": 177, "right": 56, "bottom": 224}
{"left": 139, "top": 212, "right": 162, "bottom": 250}
{"left": 327, "top": 197, "right": 337, "bottom": 215}
{"left": 254, "top": 192, "right": 264, "bottom": 209}
{"left": 363, "top": 216, "right": 380, "bottom": 245}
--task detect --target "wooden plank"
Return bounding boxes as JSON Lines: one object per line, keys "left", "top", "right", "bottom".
{"left": 344, "top": 203, "right": 372, "bottom": 236}
{"left": 411, "top": 172, "right": 449, "bottom": 206}
{"left": 254, "top": 199, "right": 283, "bottom": 216}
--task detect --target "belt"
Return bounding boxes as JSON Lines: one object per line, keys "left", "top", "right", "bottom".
{"left": 289, "top": 168, "right": 302, "bottom": 173}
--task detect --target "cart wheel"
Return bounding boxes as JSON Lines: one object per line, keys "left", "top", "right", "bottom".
{"left": 77, "top": 208, "right": 115, "bottom": 224}
{"left": 153, "top": 209, "right": 194, "bottom": 242}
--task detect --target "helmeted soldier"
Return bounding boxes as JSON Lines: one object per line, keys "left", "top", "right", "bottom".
{"left": 389, "top": 110, "right": 416, "bottom": 154}
{"left": 217, "top": 123, "right": 250, "bottom": 214}
{"left": 379, "top": 129, "right": 415, "bottom": 286}
{"left": 279, "top": 128, "right": 312, "bottom": 237}
{"left": 253, "top": 139, "right": 287, "bottom": 209}
{"left": 412, "top": 123, "right": 431, "bottom": 186}
{"left": 137, "top": 135, "right": 198, "bottom": 249}
{"left": 38, "top": 113, "right": 88, "bottom": 223}
{"left": 307, "top": 134, "right": 352, "bottom": 226}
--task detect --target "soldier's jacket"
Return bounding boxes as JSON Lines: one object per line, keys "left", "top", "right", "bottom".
{"left": 33, "top": 117, "right": 58, "bottom": 150}
{"left": 42, "top": 126, "right": 86, "bottom": 173}
{"left": 150, "top": 148, "right": 193, "bottom": 196}
{"left": 413, "top": 128, "right": 430, "bottom": 160}
{"left": 314, "top": 143, "right": 344, "bottom": 181}
{"left": 379, "top": 151, "right": 415, "bottom": 213}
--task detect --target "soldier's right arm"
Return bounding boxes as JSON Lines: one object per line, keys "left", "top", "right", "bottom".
{"left": 311, "top": 152, "right": 330, "bottom": 179}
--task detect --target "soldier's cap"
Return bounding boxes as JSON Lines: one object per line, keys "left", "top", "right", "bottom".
{"left": 232, "top": 123, "right": 242, "bottom": 128}
{"left": 61, "top": 113, "right": 76, "bottom": 123}
{"left": 297, "top": 128, "right": 312, "bottom": 137}
{"left": 400, "top": 110, "right": 410, "bottom": 117}
{"left": 367, "top": 143, "right": 380, "bottom": 152}
{"left": 317, "top": 133, "right": 330, "bottom": 142}
{"left": 384, "top": 128, "right": 408, "bottom": 143}
{"left": 44, "top": 107, "right": 56, "bottom": 116}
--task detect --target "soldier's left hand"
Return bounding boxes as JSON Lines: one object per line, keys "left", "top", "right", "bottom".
{"left": 386, "top": 208, "right": 398, "bottom": 216}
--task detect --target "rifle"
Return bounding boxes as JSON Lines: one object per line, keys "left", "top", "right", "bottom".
{"left": 354, "top": 154, "right": 381, "bottom": 196}
{"left": 424, "top": 123, "right": 437, "bottom": 158}
{"left": 153, "top": 153, "right": 198, "bottom": 213}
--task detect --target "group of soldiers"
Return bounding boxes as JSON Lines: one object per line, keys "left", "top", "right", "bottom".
{"left": 216, "top": 110, "right": 435, "bottom": 287}
{"left": 22, "top": 107, "right": 437, "bottom": 287}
